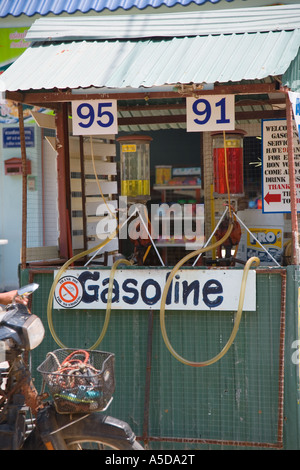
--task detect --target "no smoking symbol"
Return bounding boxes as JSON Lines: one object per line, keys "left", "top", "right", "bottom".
{"left": 55, "top": 276, "right": 83, "bottom": 308}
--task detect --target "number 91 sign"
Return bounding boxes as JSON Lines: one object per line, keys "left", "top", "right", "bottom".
{"left": 186, "top": 95, "right": 235, "bottom": 132}
{"left": 72, "top": 100, "right": 118, "bottom": 135}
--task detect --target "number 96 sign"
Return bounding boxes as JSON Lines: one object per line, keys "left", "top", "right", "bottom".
{"left": 72, "top": 100, "right": 118, "bottom": 135}
{"left": 186, "top": 95, "right": 235, "bottom": 132}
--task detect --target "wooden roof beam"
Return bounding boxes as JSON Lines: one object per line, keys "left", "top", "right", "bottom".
{"left": 118, "top": 109, "right": 286, "bottom": 125}
{"left": 4, "top": 82, "right": 279, "bottom": 106}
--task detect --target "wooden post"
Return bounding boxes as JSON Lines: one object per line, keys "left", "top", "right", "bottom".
{"left": 55, "top": 103, "right": 71, "bottom": 259}
{"left": 285, "top": 92, "right": 300, "bottom": 265}
{"left": 79, "top": 136, "right": 87, "bottom": 252}
{"left": 18, "top": 103, "right": 27, "bottom": 269}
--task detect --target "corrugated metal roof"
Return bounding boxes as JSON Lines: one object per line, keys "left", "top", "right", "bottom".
{"left": 25, "top": 5, "right": 300, "bottom": 41}
{"left": 1, "top": 29, "right": 300, "bottom": 92}
{"left": 1, "top": 6, "right": 300, "bottom": 93}
{"left": 0, "top": 0, "right": 235, "bottom": 17}
{"left": 283, "top": 52, "right": 300, "bottom": 93}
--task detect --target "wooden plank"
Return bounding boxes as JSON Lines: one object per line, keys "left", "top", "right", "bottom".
{"left": 86, "top": 218, "right": 117, "bottom": 237}
{"left": 86, "top": 199, "right": 118, "bottom": 216}
{"left": 71, "top": 159, "right": 117, "bottom": 175}
{"left": 87, "top": 237, "right": 118, "bottom": 252}
{"left": 55, "top": 103, "right": 71, "bottom": 259}
{"left": 31, "top": 110, "right": 73, "bottom": 131}
{"left": 31, "top": 111, "right": 56, "bottom": 129}
{"left": 70, "top": 179, "right": 82, "bottom": 191}
{"left": 72, "top": 234, "right": 84, "bottom": 250}
{"left": 45, "top": 136, "right": 57, "bottom": 151}
{"left": 85, "top": 180, "right": 118, "bottom": 196}
{"left": 13, "top": 83, "right": 278, "bottom": 105}
{"left": 69, "top": 136, "right": 116, "bottom": 158}
{"left": 23, "top": 246, "right": 59, "bottom": 262}
{"left": 70, "top": 197, "right": 83, "bottom": 210}
{"left": 71, "top": 217, "right": 84, "bottom": 230}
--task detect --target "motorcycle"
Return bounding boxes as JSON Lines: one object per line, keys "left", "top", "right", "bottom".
{"left": 0, "top": 284, "right": 143, "bottom": 450}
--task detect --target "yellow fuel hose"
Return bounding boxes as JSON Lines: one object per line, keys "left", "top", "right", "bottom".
{"left": 47, "top": 228, "right": 119, "bottom": 349}
{"left": 159, "top": 255, "right": 260, "bottom": 367}
{"left": 89, "top": 257, "right": 133, "bottom": 350}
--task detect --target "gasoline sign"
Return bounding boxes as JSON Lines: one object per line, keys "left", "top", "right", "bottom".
{"left": 53, "top": 269, "right": 256, "bottom": 311}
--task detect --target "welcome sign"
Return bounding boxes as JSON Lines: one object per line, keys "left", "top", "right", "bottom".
{"left": 53, "top": 269, "right": 256, "bottom": 311}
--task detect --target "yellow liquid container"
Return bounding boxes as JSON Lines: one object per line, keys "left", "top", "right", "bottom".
{"left": 117, "top": 135, "right": 152, "bottom": 200}
{"left": 121, "top": 179, "right": 150, "bottom": 197}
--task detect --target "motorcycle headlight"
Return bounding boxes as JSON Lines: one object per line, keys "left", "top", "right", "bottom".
{"left": 0, "top": 305, "right": 45, "bottom": 351}
{"left": 21, "top": 315, "right": 45, "bottom": 350}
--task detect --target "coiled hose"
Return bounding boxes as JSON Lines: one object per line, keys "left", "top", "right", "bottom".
{"left": 159, "top": 253, "right": 260, "bottom": 367}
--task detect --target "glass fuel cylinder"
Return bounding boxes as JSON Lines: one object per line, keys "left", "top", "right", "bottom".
{"left": 212, "top": 130, "right": 246, "bottom": 195}
{"left": 118, "top": 135, "right": 152, "bottom": 199}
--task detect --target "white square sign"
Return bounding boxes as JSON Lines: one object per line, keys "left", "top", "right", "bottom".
{"left": 186, "top": 95, "right": 235, "bottom": 132}
{"left": 72, "top": 100, "right": 118, "bottom": 135}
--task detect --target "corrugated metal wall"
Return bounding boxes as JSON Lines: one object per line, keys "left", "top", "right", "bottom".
{"left": 21, "top": 266, "right": 293, "bottom": 450}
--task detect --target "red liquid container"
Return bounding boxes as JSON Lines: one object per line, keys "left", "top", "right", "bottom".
{"left": 212, "top": 130, "right": 246, "bottom": 195}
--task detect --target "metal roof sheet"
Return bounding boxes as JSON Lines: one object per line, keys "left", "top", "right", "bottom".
{"left": 1, "top": 6, "right": 300, "bottom": 93}
{"left": 1, "top": 29, "right": 300, "bottom": 92}
{"left": 283, "top": 52, "right": 300, "bottom": 93}
{"left": 25, "top": 5, "right": 300, "bottom": 41}
{"left": 0, "top": 0, "right": 236, "bottom": 17}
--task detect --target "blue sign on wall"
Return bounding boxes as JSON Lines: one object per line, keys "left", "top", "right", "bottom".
{"left": 2, "top": 127, "right": 35, "bottom": 148}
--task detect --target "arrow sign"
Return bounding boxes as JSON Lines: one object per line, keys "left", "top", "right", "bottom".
{"left": 264, "top": 192, "right": 282, "bottom": 205}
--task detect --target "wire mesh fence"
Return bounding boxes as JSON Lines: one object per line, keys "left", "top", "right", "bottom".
{"left": 24, "top": 268, "right": 285, "bottom": 450}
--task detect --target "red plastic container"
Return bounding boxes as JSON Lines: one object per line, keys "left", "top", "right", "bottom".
{"left": 212, "top": 130, "right": 246, "bottom": 195}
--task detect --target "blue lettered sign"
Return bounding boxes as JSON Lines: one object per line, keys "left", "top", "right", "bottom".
{"left": 289, "top": 91, "right": 300, "bottom": 140}
{"left": 3, "top": 126, "right": 35, "bottom": 148}
{"left": 53, "top": 269, "right": 256, "bottom": 311}
{"left": 186, "top": 95, "right": 235, "bottom": 132}
{"left": 71, "top": 100, "right": 118, "bottom": 135}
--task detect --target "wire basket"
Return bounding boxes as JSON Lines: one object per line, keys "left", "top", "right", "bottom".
{"left": 37, "top": 349, "right": 115, "bottom": 414}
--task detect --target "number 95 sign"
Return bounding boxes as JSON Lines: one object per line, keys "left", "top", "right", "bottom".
{"left": 72, "top": 100, "right": 118, "bottom": 135}
{"left": 186, "top": 95, "right": 235, "bottom": 132}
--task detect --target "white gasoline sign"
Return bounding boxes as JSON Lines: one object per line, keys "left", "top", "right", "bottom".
{"left": 53, "top": 269, "right": 256, "bottom": 311}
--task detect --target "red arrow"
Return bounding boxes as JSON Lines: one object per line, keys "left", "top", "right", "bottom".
{"left": 264, "top": 192, "right": 282, "bottom": 205}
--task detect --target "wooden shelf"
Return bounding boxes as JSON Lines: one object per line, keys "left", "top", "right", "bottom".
{"left": 153, "top": 184, "right": 202, "bottom": 191}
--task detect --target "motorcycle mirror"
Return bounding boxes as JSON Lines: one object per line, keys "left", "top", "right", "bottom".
{"left": 17, "top": 283, "right": 39, "bottom": 298}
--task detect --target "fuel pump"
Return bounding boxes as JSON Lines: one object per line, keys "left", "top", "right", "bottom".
{"left": 212, "top": 130, "right": 246, "bottom": 196}
{"left": 117, "top": 135, "right": 153, "bottom": 265}
{"left": 118, "top": 135, "right": 152, "bottom": 202}
{"left": 211, "top": 130, "right": 246, "bottom": 263}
